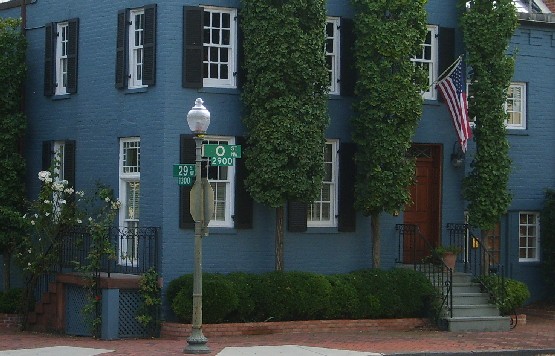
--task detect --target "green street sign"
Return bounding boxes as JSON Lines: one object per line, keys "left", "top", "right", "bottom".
{"left": 202, "top": 144, "right": 242, "bottom": 159}
{"left": 177, "top": 176, "right": 194, "bottom": 186}
{"left": 173, "top": 164, "right": 196, "bottom": 178}
{"left": 210, "top": 157, "right": 234, "bottom": 166}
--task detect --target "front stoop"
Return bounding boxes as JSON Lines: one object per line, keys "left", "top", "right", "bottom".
{"left": 440, "top": 272, "right": 510, "bottom": 332}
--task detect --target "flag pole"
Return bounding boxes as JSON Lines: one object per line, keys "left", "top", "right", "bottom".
{"left": 426, "top": 54, "right": 464, "bottom": 92}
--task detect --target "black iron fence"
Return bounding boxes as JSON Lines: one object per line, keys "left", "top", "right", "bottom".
{"left": 60, "top": 226, "right": 160, "bottom": 276}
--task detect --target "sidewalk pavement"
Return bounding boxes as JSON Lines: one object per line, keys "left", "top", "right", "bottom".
{"left": 1, "top": 313, "right": 555, "bottom": 356}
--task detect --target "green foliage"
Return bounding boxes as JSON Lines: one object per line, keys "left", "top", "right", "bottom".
{"left": 167, "top": 269, "right": 436, "bottom": 323}
{"left": 240, "top": 0, "right": 330, "bottom": 207}
{"left": 479, "top": 275, "right": 530, "bottom": 315}
{"left": 350, "top": 0, "right": 428, "bottom": 216}
{"left": 0, "top": 288, "right": 23, "bottom": 313}
{"left": 541, "top": 190, "right": 555, "bottom": 297}
{"left": 0, "top": 17, "right": 27, "bottom": 261}
{"left": 136, "top": 268, "right": 161, "bottom": 336}
{"left": 460, "top": 0, "right": 518, "bottom": 230}
{"left": 171, "top": 274, "right": 239, "bottom": 324}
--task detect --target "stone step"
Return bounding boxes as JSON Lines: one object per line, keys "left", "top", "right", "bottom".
{"left": 450, "top": 304, "right": 501, "bottom": 318}
{"left": 451, "top": 282, "right": 482, "bottom": 294}
{"left": 452, "top": 292, "right": 490, "bottom": 305}
{"left": 444, "top": 316, "right": 511, "bottom": 332}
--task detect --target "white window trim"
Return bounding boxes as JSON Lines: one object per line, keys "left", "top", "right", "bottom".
{"left": 202, "top": 6, "right": 237, "bottom": 89}
{"left": 118, "top": 137, "right": 140, "bottom": 264}
{"left": 308, "top": 140, "right": 339, "bottom": 228}
{"left": 203, "top": 136, "right": 236, "bottom": 228}
{"left": 326, "top": 17, "right": 340, "bottom": 95}
{"left": 519, "top": 211, "right": 540, "bottom": 262}
{"left": 505, "top": 82, "right": 526, "bottom": 130}
{"left": 128, "top": 8, "right": 146, "bottom": 89}
{"left": 412, "top": 25, "right": 438, "bottom": 101}
{"left": 55, "top": 22, "right": 69, "bottom": 95}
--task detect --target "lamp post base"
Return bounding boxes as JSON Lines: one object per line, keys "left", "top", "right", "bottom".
{"left": 184, "top": 331, "right": 210, "bottom": 354}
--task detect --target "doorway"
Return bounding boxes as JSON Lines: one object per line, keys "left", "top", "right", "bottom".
{"left": 403, "top": 144, "right": 442, "bottom": 264}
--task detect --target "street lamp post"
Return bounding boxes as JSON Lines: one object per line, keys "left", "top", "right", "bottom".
{"left": 184, "top": 98, "right": 211, "bottom": 354}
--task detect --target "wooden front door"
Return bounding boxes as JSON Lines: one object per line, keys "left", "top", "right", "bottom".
{"left": 403, "top": 145, "right": 442, "bottom": 263}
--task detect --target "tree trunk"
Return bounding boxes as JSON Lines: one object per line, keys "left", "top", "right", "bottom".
{"left": 2, "top": 252, "right": 11, "bottom": 290}
{"left": 275, "top": 206, "right": 284, "bottom": 271}
{"left": 371, "top": 212, "right": 381, "bottom": 268}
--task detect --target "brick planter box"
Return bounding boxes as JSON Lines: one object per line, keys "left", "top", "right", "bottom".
{"left": 0, "top": 313, "right": 23, "bottom": 329}
{"left": 161, "top": 318, "right": 432, "bottom": 338}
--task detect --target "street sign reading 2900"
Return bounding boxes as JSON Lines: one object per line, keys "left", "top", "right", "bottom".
{"left": 202, "top": 144, "right": 242, "bottom": 167}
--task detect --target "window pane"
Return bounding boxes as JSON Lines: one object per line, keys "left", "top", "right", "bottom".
{"left": 222, "top": 13, "right": 230, "bottom": 28}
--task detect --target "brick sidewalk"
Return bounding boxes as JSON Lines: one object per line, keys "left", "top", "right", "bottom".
{"left": 1, "top": 314, "right": 555, "bottom": 355}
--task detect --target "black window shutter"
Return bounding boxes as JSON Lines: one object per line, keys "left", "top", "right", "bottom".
{"left": 438, "top": 27, "right": 455, "bottom": 79}
{"left": 44, "top": 23, "right": 55, "bottom": 96}
{"left": 338, "top": 142, "right": 356, "bottom": 232}
{"left": 64, "top": 140, "right": 76, "bottom": 204}
{"left": 115, "top": 9, "right": 128, "bottom": 89}
{"left": 179, "top": 134, "right": 196, "bottom": 229}
{"left": 340, "top": 18, "right": 356, "bottom": 97}
{"left": 236, "top": 14, "right": 245, "bottom": 90}
{"left": 183, "top": 6, "right": 204, "bottom": 88}
{"left": 64, "top": 140, "right": 76, "bottom": 190}
{"left": 438, "top": 27, "right": 455, "bottom": 102}
{"left": 234, "top": 136, "right": 253, "bottom": 229}
{"left": 142, "top": 4, "right": 157, "bottom": 86}
{"left": 42, "top": 141, "right": 54, "bottom": 171}
{"left": 66, "top": 19, "right": 79, "bottom": 94}
{"left": 288, "top": 201, "right": 307, "bottom": 232}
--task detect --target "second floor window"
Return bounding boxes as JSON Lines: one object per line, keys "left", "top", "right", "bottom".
{"left": 326, "top": 17, "right": 340, "bottom": 95}
{"left": 505, "top": 83, "right": 526, "bottom": 129}
{"left": 129, "top": 9, "right": 145, "bottom": 88}
{"left": 183, "top": 6, "right": 237, "bottom": 89}
{"left": 412, "top": 25, "right": 438, "bottom": 100}
{"left": 44, "top": 19, "right": 79, "bottom": 96}
{"left": 116, "top": 5, "right": 157, "bottom": 89}
{"left": 203, "top": 7, "right": 237, "bottom": 88}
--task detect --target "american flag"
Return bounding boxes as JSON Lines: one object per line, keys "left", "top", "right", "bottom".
{"left": 436, "top": 57, "right": 472, "bottom": 152}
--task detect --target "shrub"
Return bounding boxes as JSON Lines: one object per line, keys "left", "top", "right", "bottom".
{"left": 479, "top": 275, "right": 531, "bottom": 315}
{"left": 167, "top": 269, "right": 436, "bottom": 323}
{"left": 0, "top": 288, "right": 23, "bottom": 313}
{"left": 171, "top": 274, "right": 239, "bottom": 324}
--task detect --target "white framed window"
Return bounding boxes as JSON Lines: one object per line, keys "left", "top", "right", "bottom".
{"left": 55, "top": 22, "right": 69, "bottom": 95}
{"left": 128, "top": 9, "right": 145, "bottom": 89}
{"left": 119, "top": 138, "right": 140, "bottom": 264}
{"left": 325, "top": 17, "right": 340, "bottom": 95}
{"left": 202, "top": 7, "right": 237, "bottom": 88}
{"left": 52, "top": 141, "right": 66, "bottom": 181}
{"left": 308, "top": 140, "right": 339, "bottom": 228}
{"left": 519, "top": 212, "right": 540, "bottom": 262}
{"left": 505, "top": 82, "right": 526, "bottom": 129}
{"left": 202, "top": 136, "right": 235, "bottom": 228}
{"left": 412, "top": 25, "right": 438, "bottom": 100}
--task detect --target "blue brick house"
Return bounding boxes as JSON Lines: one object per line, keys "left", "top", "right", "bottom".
{"left": 1, "top": 0, "right": 554, "bottom": 324}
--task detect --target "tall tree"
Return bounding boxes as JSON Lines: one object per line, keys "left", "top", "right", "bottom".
{"left": 0, "top": 18, "right": 27, "bottom": 290}
{"left": 351, "top": 0, "right": 428, "bottom": 268}
{"left": 241, "top": 0, "right": 329, "bottom": 270}
{"left": 460, "top": 0, "right": 518, "bottom": 230}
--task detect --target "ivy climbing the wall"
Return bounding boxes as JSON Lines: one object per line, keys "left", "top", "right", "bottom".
{"left": 240, "top": 0, "right": 329, "bottom": 270}
{"left": 460, "top": 0, "right": 518, "bottom": 230}
{"left": 350, "top": 0, "right": 428, "bottom": 267}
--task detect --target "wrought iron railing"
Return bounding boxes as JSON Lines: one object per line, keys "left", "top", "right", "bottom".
{"left": 395, "top": 224, "right": 453, "bottom": 319}
{"left": 446, "top": 223, "right": 511, "bottom": 326}
{"left": 60, "top": 226, "right": 160, "bottom": 276}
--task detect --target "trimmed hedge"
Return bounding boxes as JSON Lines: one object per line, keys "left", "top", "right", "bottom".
{"left": 167, "top": 269, "right": 436, "bottom": 324}
{"left": 0, "top": 288, "right": 23, "bottom": 313}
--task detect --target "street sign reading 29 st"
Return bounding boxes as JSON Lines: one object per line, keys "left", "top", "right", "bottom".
{"left": 173, "top": 164, "right": 195, "bottom": 186}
